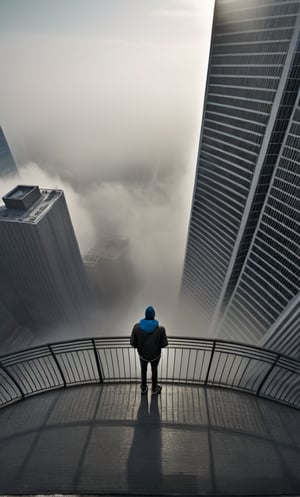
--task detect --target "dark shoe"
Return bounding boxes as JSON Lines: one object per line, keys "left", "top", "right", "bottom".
{"left": 140, "top": 384, "right": 148, "bottom": 394}
{"left": 152, "top": 385, "right": 162, "bottom": 395}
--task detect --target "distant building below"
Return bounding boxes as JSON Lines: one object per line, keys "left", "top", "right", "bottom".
{"left": 0, "top": 126, "right": 19, "bottom": 178}
{"left": 84, "top": 236, "right": 137, "bottom": 307}
{"left": 0, "top": 185, "right": 92, "bottom": 332}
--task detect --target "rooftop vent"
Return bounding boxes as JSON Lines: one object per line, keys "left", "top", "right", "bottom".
{"left": 2, "top": 185, "right": 41, "bottom": 210}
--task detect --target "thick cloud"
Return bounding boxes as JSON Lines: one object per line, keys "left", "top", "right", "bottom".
{"left": 14, "top": 158, "right": 195, "bottom": 337}
{"left": 0, "top": 5, "right": 214, "bottom": 341}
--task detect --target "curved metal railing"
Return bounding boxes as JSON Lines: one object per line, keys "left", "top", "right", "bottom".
{"left": 0, "top": 336, "right": 299, "bottom": 409}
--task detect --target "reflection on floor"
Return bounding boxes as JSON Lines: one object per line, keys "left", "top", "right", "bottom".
{"left": 0, "top": 383, "right": 299, "bottom": 495}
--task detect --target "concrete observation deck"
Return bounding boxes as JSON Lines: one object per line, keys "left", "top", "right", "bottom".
{"left": 0, "top": 383, "right": 300, "bottom": 496}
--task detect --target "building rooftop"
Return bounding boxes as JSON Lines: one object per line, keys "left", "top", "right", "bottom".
{"left": 0, "top": 186, "right": 62, "bottom": 224}
{"left": 0, "top": 383, "right": 299, "bottom": 496}
{"left": 84, "top": 236, "right": 129, "bottom": 263}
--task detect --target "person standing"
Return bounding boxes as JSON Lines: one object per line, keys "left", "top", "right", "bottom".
{"left": 130, "top": 306, "right": 168, "bottom": 395}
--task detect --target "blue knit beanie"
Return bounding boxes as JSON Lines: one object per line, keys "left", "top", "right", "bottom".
{"left": 145, "top": 306, "right": 155, "bottom": 320}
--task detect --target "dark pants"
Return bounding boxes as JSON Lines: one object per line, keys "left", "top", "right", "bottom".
{"left": 140, "top": 357, "right": 160, "bottom": 389}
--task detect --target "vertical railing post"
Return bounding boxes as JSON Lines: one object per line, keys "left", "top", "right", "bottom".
{"left": 256, "top": 354, "right": 280, "bottom": 398}
{"left": 92, "top": 339, "right": 103, "bottom": 383}
{"left": 49, "top": 344, "right": 66, "bottom": 387}
{"left": 0, "top": 361, "right": 25, "bottom": 399}
{"left": 205, "top": 340, "right": 216, "bottom": 385}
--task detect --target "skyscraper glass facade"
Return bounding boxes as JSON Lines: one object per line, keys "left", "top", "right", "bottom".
{"left": 0, "top": 127, "right": 19, "bottom": 177}
{"left": 220, "top": 91, "right": 300, "bottom": 354}
{"left": 0, "top": 186, "right": 91, "bottom": 331}
{"left": 182, "top": 0, "right": 300, "bottom": 357}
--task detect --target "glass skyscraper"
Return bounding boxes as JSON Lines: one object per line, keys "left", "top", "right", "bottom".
{"left": 181, "top": 0, "right": 300, "bottom": 358}
{"left": 0, "top": 185, "right": 92, "bottom": 332}
{"left": 0, "top": 126, "right": 19, "bottom": 178}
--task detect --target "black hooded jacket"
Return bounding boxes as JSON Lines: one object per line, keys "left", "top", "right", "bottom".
{"left": 130, "top": 322, "right": 168, "bottom": 361}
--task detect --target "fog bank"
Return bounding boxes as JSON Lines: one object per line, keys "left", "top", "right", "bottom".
{"left": 0, "top": 1, "right": 215, "bottom": 343}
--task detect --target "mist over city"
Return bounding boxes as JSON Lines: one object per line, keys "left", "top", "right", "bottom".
{"left": 1, "top": 3, "right": 300, "bottom": 495}
{"left": 0, "top": 0, "right": 215, "bottom": 350}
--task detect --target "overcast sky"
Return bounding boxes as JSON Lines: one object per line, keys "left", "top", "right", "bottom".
{"left": 0, "top": 0, "right": 214, "bottom": 337}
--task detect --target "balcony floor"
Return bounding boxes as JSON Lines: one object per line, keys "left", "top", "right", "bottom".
{"left": 0, "top": 383, "right": 299, "bottom": 496}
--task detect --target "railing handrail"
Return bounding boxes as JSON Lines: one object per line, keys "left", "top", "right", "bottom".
{"left": 0, "top": 335, "right": 297, "bottom": 363}
{"left": 0, "top": 336, "right": 299, "bottom": 410}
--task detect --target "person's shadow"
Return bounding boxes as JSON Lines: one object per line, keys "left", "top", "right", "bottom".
{"left": 127, "top": 391, "right": 162, "bottom": 493}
